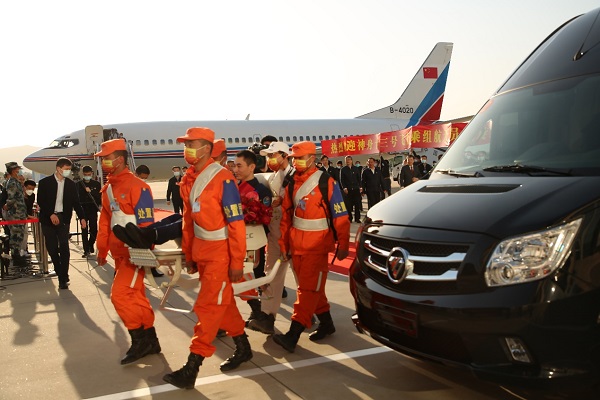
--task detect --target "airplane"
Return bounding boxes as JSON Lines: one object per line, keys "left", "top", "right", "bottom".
{"left": 24, "top": 42, "right": 453, "bottom": 181}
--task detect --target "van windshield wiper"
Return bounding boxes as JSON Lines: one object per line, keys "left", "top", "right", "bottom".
{"left": 435, "top": 169, "right": 483, "bottom": 178}
{"left": 483, "top": 164, "right": 573, "bottom": 176}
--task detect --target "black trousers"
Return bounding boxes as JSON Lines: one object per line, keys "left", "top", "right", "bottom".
{"left": 172, "top": 198, "right": 183, "bottom": 214}
{"left": 344, "top": 188, "right": 362, "bottom": 223}
{"left": 41, "top": 219, "right": 71, "bottom": 284}
{"left": 81, "top": 206, "right": 98, "bottom": 252}
{"left": 366, "top": 190, "right": 381, "bottom": 209}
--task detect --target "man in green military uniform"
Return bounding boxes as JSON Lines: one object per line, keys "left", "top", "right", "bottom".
{"left": 3, "top": 162, "right": 28, "bottom": 267}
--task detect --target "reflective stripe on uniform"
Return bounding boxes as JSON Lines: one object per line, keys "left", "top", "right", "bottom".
{"left": 130, "top": 267, "right": 139, "bottom": 288}
{"left": 193, "top": 224, "right": 228, "bottom": 240}
{"left": 216, "top": 281, "right": 226, "bottom": 305}
{"left": 293, "top": 216, "right": 329, "bottom": 231}
{"left": 315, "top": 271, "right": 323, "bottom": 292}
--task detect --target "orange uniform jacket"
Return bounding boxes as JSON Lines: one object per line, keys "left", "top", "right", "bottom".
{"left": 97, "top": 169, "right": 155, "bottom": 259}
{"left": 279, "top": 168, "right": 350, "bottom": 256}
{"left": 180, "top": 161, "right": 246, "bottom": 268}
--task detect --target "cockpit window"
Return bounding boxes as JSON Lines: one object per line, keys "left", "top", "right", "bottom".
{"left": 436, "top": 74, "right": 600, "bottom": 176}
{"left": 46, "top": 139, "right": 79, "bottom": 149}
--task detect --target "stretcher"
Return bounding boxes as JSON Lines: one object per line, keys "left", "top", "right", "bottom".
{"left": 127, "top": 224, "right": 281, "bottom": 313}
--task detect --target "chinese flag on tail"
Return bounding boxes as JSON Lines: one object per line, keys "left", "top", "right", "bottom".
{"left": 423, "top": 67, "right": 438, "bottom": 79}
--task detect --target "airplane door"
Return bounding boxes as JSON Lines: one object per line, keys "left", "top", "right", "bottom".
{"left": 85, "top": 125, "right": 103, "bottom": 155}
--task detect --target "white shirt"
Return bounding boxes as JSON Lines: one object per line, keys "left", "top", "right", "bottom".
{"left": 54, "top": 173, "right": 65, "bottom": 213}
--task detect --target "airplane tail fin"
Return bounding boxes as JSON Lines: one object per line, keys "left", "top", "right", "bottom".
{"left": 357, "top": 42, "right": 453, "bottom": 126}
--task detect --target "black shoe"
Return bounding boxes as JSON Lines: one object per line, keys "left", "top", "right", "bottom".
{"left": 112, "top": 225, "right": 139, "bottom": 248}
{"left": 245, "top": 299, "right": 262, "bottom": 327}
{"left": 88, "top": 245, "right": 95, "bottom": 254}
{"left": 247, "top": 313, "right": 275, "bottom": 335}
{"left": 125, "top": 223, "right": 155, "bottom": 249}
{"left": 282, "top": 287, "right": 288, "bottom": 298}
{"left": 216, "top": 329, "right": 227, "bottom": 338}
{"left": 82, "top": 252, "right": 90, "bottom": 258}
{"left": 151, "top": 268, "right": 164, "bottom": 277}
{"left": 58, "top": 283, "right": 69, "bottom": 290}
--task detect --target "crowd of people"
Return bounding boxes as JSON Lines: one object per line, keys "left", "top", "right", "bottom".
{"left": 0, "top": 134, "right": 433, "bottom": 391}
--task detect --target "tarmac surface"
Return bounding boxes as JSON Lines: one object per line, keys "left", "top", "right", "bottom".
{"left": 0, "top": 179, "right": 580, "bottom": 399}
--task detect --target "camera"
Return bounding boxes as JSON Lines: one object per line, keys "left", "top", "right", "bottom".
{"left": 71, "top": 161, "right": 82, "bottom": 181}
{"left": 248, "top": 142, "right": 268, "bottom": 173}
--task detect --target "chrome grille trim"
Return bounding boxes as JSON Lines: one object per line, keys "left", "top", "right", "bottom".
{"left": 363, "top": 239, "right": 465, "bottom": 282}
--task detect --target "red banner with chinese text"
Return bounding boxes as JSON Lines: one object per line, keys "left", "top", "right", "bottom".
{"left": 321, "top": 122, "right": 468, "bottom": 157}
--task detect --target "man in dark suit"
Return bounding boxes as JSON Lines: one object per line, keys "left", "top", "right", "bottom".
{"left": 319, "top": 155, "right": 338, "bottom": 180}
{"left": 361, "top": 157, "right": 387, "bottom": 209}
{"left": 166, "top": 166, "right": 183, "bottom": 214}
{"left": 339, "top": 155, "right": 362, "bottom": 223}
{"left": 419, "top": 155, "right": 434, "bottom": 179}
{"left": 400, "top": 155, "right": 422, "bottom": 188}
{"left": 77, "top": 166, "right": 102, "bottom": 257}
{"left": 37, "top": 158, "right": 86, "bottom": 289}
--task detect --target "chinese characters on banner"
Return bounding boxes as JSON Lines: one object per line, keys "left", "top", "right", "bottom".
{"left": 322, "top": 123, "right": 468, "bottom": 158}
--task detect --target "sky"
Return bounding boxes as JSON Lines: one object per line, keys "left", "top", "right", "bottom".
{"left": 1, "top": 0, "right": 598, "bottom": 149}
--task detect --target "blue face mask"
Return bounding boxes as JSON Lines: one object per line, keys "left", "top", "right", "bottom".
{"left": 83, "top": 175, "right": 92, "bottom": 181}
{"left": 17, "top": 169, "right": 24, "bottom": 176}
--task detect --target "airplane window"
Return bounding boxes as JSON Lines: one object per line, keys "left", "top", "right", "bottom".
{"left": 152, "top": 140, "right": 157, "bottom": 145}
{"left": 168, "top": 139, "right": 173, "bottom": 145}
{"left": 136, "top": 140, "right": 141, "bottom": 146}
{"left": 325, "top": 135, "right": 329, "bottom": 140}
{"left": 227, "top": 138, "right": 233, "bottom": 143}
{"left": 278, "top": 136, "right": 283, "bottom": 141}
{"left": 46, "top": 139, "right": 79, "bottom": 149}
{"left": 235, "top": 138, "right": 239, "bottom": 143}
{"left": 144, "top": 140, "right": 149, "bottom": 146}
{"left": 300, "top": 136, "right": 304, "bottom": 141}
{"left": 160, "top": 139, "right": 165, "bottom": 145}
{"left": 319, "top": 136, "right": 323, "bottom": 140}
{"left": 242, "top": 138, "right": 247, "bottom": 143}
{"left": 312, "top": 136, "right": 316, "bottom": 141}
{"left": 285, "top": 136, "right": 290, "bottom": 142}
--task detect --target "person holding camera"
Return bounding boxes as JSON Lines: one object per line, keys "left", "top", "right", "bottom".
{"left": 78, "top": 165, "right": 102, "bottom": 257}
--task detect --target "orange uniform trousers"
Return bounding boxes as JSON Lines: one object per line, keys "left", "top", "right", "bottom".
{"left": 190, "top": 243, "right": 246, "bottom": 357}
{"left": 111, "top": 255, "right": 155, "bottom": 330}
{"left": 291, "top": 252, "right": 331, "bottom": 329}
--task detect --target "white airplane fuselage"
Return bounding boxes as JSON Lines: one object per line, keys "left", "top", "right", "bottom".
{"left": 24, "top": 118, "right": 409, "bottom": 180}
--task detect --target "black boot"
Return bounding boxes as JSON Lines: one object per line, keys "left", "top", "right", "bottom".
{"left": 151, "top": 267, "right": 164, "bottom": 277}
{"left": 272, "top": 320, "right": 305, "bottom": 353}
{"left": 163, "top": 352, "right": 204, "bottom": 389}
{"left": 245, "top": 299, "right": 262, "bottom": 326}
{"left": 120, "top": 326, "right": 161, "bottom": 365}
{"left": 220, "top": 333, "right": 253, "bottom": 371}
{"left": 308, "top": 311, "right": 336, "bottom": 342}
{"left": 145, "top": 326, "right": 162, "bottom": 354}
{"left": 125, "top": 222, "right": 156, "bottom": 249}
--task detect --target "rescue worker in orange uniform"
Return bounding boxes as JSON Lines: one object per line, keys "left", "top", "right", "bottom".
{"left": 163, "top": 127, "right": 252, "bottom": 390}
{"left": 95, "top": 139, "right": 161, "bottom": 365}
{"left": 273, "top": 141, "right": 350, "bottom": 352}
{"left": 211, "top": 138, "right": 228, "bottom": 166}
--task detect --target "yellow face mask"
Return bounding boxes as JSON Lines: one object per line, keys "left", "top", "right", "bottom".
{"left": 184, "top": 145, "right": 207, "bottom": 165}
{"left": 101, "top": 157, "right": 121, "bottom": 173}
{"left": 293, "top": 156, "right": 313, "bottom": 173}
{"left": 267, "top": 156, "right": 282, "bottom": 171}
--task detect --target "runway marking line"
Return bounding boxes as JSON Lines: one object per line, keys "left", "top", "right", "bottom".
{"left": 84, "top": 346, "right": 393, "bottom": 400}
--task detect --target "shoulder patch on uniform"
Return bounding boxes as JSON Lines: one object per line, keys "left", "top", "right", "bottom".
{"left": 330, "top": 180, "right": 348, "bottom": 218}
{"left": 135, "top": 187, "right": 155, "bottom": 224}
{"left": 223, "top": 179, "right": 244, "bottom": 223}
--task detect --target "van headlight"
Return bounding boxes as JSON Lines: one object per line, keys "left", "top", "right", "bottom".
{"left": 485, "top": 219, "right": 582, "bottom": 287}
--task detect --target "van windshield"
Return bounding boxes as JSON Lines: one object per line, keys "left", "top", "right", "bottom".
{"left": 435, "top": 74, "right": 600, "bottom": 177}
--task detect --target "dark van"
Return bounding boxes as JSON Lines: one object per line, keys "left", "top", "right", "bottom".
{"left": 349, "top": 7, "right": 600, "bottom": 388}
